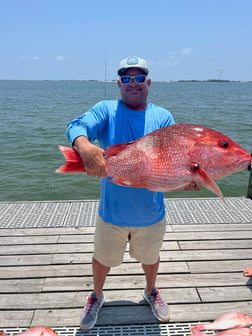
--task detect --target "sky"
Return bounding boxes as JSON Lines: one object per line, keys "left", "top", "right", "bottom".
{"left": 0, "top": 0, "right": 252, "bottom": 81}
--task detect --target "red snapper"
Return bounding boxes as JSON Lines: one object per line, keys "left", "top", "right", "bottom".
{"left": 0, "top": 327, "right": 59, "bottom": 336}
{"left": 191, "top": 328, "right": 252, "bottom": 336}
{"left": 191, "top": 311, "right": 252, "bottom": 331}
{"left": 56, "top": 124, "right": 251, "bottom": 200}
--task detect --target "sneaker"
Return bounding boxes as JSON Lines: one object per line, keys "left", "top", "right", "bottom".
{"left": 144, "top": 288, "right": 170, "bottom": 322}
{"left": 80, "top": 292, "right": 105, "bottom": 330}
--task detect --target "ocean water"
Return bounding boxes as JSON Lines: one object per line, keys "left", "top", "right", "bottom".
{"left": 0, "top": 80, "right": 251, "bottom": 202}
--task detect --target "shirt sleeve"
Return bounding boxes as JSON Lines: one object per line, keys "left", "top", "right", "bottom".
{"left": 160, "top": 107, "right": 175, "bottom": 128}
{"left": 66, "top": 101, "right": 109, "bottom": 145}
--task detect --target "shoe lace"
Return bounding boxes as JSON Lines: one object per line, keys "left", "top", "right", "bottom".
{"left": 151, "top": 289, "right": 164, "bottom": 307}
{"left": 84, "top": 295, "right": 98, "bottom": 314}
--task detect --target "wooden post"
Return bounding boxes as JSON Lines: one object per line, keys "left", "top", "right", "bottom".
{"left": 247, "top": 167, "right": 252, "bottom": 199}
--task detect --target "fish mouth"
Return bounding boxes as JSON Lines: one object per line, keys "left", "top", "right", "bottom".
{"left": 235, "top": 152, "right": 252, "bottom": 171}
{"left": 222, "top": 155, "right": 251, "bottom": 175}
{"left": 248, "top": 153, "right": 252, "bottom": 170}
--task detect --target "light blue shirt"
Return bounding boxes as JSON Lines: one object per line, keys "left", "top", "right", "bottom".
{"left": 67, "top": 100, "right": 175, "bottom": 226}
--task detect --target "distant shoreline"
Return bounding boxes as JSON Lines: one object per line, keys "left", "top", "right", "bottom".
{"left": 0, "top": 79, "right": 252, "bottom": 83}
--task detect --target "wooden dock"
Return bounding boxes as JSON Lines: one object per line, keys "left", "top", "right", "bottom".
{"left": 0, "top": 197, "right": 252, "bottom": 335}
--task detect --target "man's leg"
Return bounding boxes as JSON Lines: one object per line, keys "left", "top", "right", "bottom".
{"left": 80, "top": 216, "right": 126, "bottom": 330}
{"left": 93, "top": 257, "right": 110, "bottom": 297}
{"left": 80, "top": 258, "right": 109, "bottom": 330}
{"left": 142, "top": 256, "right": 170, "bottom": 322}
{"left": 142, "top": 257, "right": 159, "bottom": 292}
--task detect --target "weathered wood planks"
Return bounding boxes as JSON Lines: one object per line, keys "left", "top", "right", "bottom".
{"left": 0, "top": 198, "right": 252, "bottom": 328}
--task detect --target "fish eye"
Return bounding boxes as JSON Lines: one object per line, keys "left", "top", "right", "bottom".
{"left": 220, "top": 140, "right": 229, "bottom": 148}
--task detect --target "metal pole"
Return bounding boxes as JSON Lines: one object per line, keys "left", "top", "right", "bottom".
{"left": 246, "top": 166, "right": 252, "bottom": 199}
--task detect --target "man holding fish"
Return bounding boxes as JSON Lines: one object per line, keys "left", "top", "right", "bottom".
{"left": 67, "top": 56, "right": 175, "bottom": 329}
{"left": 64, "top": 56, "right": 251, "bottom": 330}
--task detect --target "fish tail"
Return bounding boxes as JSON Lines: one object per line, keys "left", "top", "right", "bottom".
{"left": 56, "top": 145, "right": 86, "bottom": 173}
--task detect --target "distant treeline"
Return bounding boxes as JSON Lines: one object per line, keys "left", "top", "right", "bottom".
{"left": 178, "top": 79, "right": 231, "bottom": 83}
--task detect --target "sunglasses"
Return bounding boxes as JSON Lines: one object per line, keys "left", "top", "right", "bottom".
{"left": 120, "top": 75, "right": 147, "bottom": 84}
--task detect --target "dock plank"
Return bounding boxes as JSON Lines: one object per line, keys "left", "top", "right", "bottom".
{"left": 1, "top": 198, "right": 252, "bottom": 329}
{"left": 198, "top": 286, "right": 252, "bottom": 302}
{"left": 0, "top": 227, "right": 95, "bottom": 236}
{"left": 0, "top": 311, "right": 34, "bottom": 328}
{"left": 172, "top": 223, "right": 252, "bottom": 231}
{"left": 30, "top": 301, "right": 252, "bottom": 327}
{"left": 0, "top": 288, "right": 200, "bottom": 310}
{"left": 0, "top": 241, "right": 179, "bottom": 255}
{"left": 188, "top": 260, "right": 252, "bottom": 273}
{"left": 180, "top": 239, "right": 252, "bottom": 249}
{"left": 50, "top": 249, "right": 252, "bottom": 264}
{"left": 0, "top": 279, "right": 45, "bottom": 293}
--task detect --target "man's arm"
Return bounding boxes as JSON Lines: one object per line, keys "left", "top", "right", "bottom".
{"left": 73, "top": 136, "right": 107, "bottom": 178}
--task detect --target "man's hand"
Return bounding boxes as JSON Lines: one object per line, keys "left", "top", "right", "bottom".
{"left": 73, "top": 136, "right": 107, "bottom": 178}
{"left": 184, "top": 182, "right": 201, "bottom": 191}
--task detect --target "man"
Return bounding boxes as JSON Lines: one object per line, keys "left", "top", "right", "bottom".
{"left": 67, "top": 56, "right": 175, "bottom": 330}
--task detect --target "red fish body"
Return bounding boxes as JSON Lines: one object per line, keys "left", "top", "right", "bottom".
{"left": 191, "top": 312, "right": 252, "bottom": 331}
{"left": 0, "top": 327, "right": 59, "bottom": 336}
{"left": 191, "top": 328, "right": 252, "bottom": 336}
{"left": 56, "top": 124, "right": 251, "bottom": 199}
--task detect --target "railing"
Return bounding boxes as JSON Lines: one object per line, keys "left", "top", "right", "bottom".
{"left": 247, "top": 166, "right": 252, "bottom": 199}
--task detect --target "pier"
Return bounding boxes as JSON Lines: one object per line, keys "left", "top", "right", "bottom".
{"left": 0, "top": 197, "right": 252, "bottom": 336}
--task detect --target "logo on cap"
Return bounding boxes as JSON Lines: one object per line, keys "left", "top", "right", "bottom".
{"left": 126, "top": 56, "right": 139, "bottom": 65}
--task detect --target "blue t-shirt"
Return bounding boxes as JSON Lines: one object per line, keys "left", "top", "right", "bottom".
{"left": 67, "top": 100, "right": 175, "bottom": 226}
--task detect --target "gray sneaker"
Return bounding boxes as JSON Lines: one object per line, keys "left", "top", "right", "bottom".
{"left": 80, "top": 292, "right": 104, "bottom": 330}
{"left": 144, "top": 288, "right": 170, "bottom": 322}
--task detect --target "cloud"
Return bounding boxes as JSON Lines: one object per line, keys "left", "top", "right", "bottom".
{"left": 181, "top": 48, "right": 192, "bottom": 55}
{"left": 17, "top": 56, "right": 30, "bottom": 60}
{"left": 17, "top": 55, "right": 40, "bottom": 60}
{"left": 204, "top": 61, "right": 214, "bottom": 67}
{"left": 158, "top": 57, "right": 179, "bottom": 68}
{"left": 151, "top": 47, "right": 192, "bottom": 70}
{"left": 167, "top": 51, "right": 177, "bottom": 57}
{"left": 56, "top": 56, "right": 65, "bottom": 61}
{"left": 166, "top": 58, "right": 179, "bottom": 67}
{"left": 17, "top": 55, "right": 65, "bottom": 62}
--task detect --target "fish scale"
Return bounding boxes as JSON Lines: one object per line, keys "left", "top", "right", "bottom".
{"left": 56, "top": 123, "right": 251, "bottom": 200}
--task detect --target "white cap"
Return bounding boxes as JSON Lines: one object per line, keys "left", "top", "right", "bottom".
{"left": 117, "top": 56, "right": 149, "bottom": 76}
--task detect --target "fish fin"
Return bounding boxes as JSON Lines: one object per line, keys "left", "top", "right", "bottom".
{"left": 109, "top": 178, "right": 168, "bottom": 191}
{"left": 190, "top": 163, "right": 224, "bottom": 201}
{"left": 109, "top": 178, "right": 132, "bottom": 187}
{"left": 109, "top": 178, "right": 146, "bottom": 189}
{"left": 105, "top": 142, "right": 134, "bottom": 157}
{"left": 56, "top": 145, "right": 86, "bottom": 173}
{"left": 191, "top": 323, "right": 210, "bottom": 331}
{"left": 190, "top": 330, "right": 205, "bottom": 336}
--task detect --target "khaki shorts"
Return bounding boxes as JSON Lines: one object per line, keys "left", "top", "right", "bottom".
{"left": 94, "top": 215, "right": 167, "bottom": 267}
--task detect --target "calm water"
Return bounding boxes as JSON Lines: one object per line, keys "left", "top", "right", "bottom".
{"left": 0, "top": 80, "right": 251, "bottom": 202}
